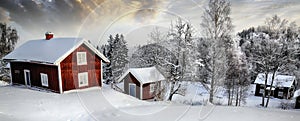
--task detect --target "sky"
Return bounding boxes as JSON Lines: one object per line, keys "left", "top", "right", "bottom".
{"left": 0, "top": 0, "right": 300, "bottom": 47}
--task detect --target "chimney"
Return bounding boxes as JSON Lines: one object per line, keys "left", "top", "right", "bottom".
{"left": 45, "top": 32, "right": 54, "bottom": 40}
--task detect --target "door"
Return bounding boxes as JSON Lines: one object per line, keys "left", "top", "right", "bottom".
{"left": 24, "top": 70, "right": 31, "bottom": 87}
{"left": 129, "top": 83, "right": 136, "bottom": 97}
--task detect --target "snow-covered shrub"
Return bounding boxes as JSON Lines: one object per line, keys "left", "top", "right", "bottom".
{"left": 0, "top": 80, "right": 9, "bottom": 86}
{"left": 181, "top": 99, "right": 193, "bottom": 105}
{"left": 279, "top": 99, "right": 294, "bottom": 110}
{"left": 202, "top": 99, "right": 209, "bottom": 106}
{"left": 215, "top": 99, "right": 223, "bottom": 105}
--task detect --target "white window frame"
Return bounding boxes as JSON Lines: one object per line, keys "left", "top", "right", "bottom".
{"left": 278, "top": 91, "right": 284, "bottom": 97}
{"left": 40, "top": 73, "right": 49, "bottom": 87}
{"left": 150, "top": 83, "right": 155, "bottom": 93}
{"left": 259, "top": 88, "right": 264, "bottom": 94}
{"left": 77, "top": 52, "right": 87, "bottom": 65}
{"left": 24, "top": 70, "right": 31, "bottom": 87}
{"left": 78, "top": 72, "right": 88, "bottom": 87}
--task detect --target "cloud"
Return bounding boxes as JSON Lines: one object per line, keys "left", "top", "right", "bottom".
{"left": 231, "top": 0, "right": 300, "bottom": 32}
{"left": 0, "top": 0, "right": 300, "bottom": 46}
{"left": 0, "top": 0, "right": 88, "bottom": 42}
{"left": 0, "top": 0, "right": 168, "bottom": 45}
{"left": 0, "top": 7, "right": 10, "bottom": 22}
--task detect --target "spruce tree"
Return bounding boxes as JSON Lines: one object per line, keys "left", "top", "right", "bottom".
{"left": 102, "top": 34, "right": 128, "bottom": 84}
{"left": 0, "top": 23, "right": 19, "bottom": 82}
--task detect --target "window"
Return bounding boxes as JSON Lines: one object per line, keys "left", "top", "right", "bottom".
{"left": 278, "top": 91, "right": 284, "bottom": 97}
{"left": 259, "top": 88, "right": 264, "bottom": 94}
{"left": 278, "top": 87, "right": 284, "bottom": 97}
{"left": 150, "top": 83, "right": 156, "bottom": 93}
{"left": 259, "top": 85, "right": 265, "bottom": 94}
{"left": 78, "top": 72, "right": 88, "bottom": 87}
{"left": 77, "top": 52, "right": 87, "bottom": 65}
{"left": 40, "top": 73, "right": 48, "bottom": 87}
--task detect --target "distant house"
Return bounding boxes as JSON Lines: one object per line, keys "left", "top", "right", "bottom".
{"left": 254, "top": 73, "right": 296, "bottom": 99}
{"left": 294, "top": 89, "right": 300, "bottom": 109}
{"left": 3, "top": 32, "right": 109, "bottom": 93}
{"left": 117, "top": 66, "right": 165, "bottom": 100}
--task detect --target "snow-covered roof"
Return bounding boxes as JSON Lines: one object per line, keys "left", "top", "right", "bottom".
{"left": 3, "top": 37, "right": 109, "bottom": 65}
{"left": 254, "top": 73, "right": 295, "bottom": 88}
{"left": 117, "top": 66, "right": 165, "bottom": 84}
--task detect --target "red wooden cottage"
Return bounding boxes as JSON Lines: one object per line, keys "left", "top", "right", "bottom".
{"left": 3, "top": 33, "right": 109, "bottom": 93}
{"left": 117, "top": 66, "right": 165, "bottom": 100}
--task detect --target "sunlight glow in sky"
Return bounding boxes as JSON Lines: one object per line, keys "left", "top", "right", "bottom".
{"left": 0, "top": 0, "right": 299, "bottom": 46}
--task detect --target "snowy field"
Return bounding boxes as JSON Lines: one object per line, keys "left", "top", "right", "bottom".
{"left": 0, "top": 82, "right": 300, "bottom": 121}
{"left": 172, "top": 82, "right": 290, "bottom": 108}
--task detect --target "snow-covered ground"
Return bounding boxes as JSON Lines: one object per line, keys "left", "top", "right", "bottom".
{"left": 172, "top": 82, "right": 292, "bottom": 109}
{"left": 0, "top": 82, "right": 300, "bottom": 121}
{"left": 0, "top": 80, "right": 9, "bottom": 86}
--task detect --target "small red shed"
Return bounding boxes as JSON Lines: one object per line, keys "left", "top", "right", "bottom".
{"left": 117, "top": 66, "right": 165, "bottom": 100}
{"left": 3, "top": 35, "right": 109, "bottom": 93}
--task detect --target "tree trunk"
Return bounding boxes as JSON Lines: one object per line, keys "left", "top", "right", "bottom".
{"left": 231, "top": 88, "right": 234, "bottom": 105}
{"left": 235, "top": 86, "right": 239, "bottom": 106}
{"left": 209, "top": 49, "right": 217, "bottom": 104}
{"left": 209, "top": 81, "right": 214, "bottom": 103}
{"left": 227, "top": 87, "right": 231, "bottom": 105}
{"left": 265, "top": 70, "right": 277, "bottom": 107}
{"left": 239, "top": 86, "right": 243, "bottom": 106}
{"left": 168, "top": 81, "right": 175, "bottom": 101}
{"left": 209, "top": 69, "right": 215, "bottom": 103}
{"left": 261, "top": 73, "right": 268, "bottom": 107}
{"left": 227, "top": 79, "right": 233, "bottom": 106}
{"left": 168, "top": 93, "right": 174, "bottom": 101}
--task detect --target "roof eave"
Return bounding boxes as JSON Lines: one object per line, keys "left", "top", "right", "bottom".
{"left": 3, "top": 59, "right": 56, "bottom": 66}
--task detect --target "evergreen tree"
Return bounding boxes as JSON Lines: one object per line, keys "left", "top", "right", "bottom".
{"left": 111, "top": 34, "right": 128, "bottom": 83}
{"left": 102, "top": 34, "right": 128, "bottom": 84}
{"left": 0, "top": 23, "right": 19, "bottom": 82}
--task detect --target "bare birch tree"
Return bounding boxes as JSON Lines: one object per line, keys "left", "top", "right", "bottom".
{"left": 200, "top": 0, "right": 233, "bottom": 103}
{"left": 166, "top": 18, "right": 195, "bottom": 101}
